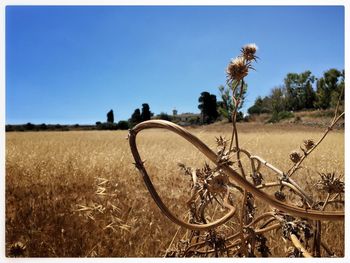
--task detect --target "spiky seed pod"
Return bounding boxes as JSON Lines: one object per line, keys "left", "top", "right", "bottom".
{"left": 226, "top": 56, "right": 249, "bottom": 81}
{"left": 251, "top": 171, "right": 263, "bottom": 186}
{"left": 286, "top": 246, "right": 302, "bottom": 258}
{"left": 274, "top": 191, "right": 286, "bottom": 201}
{"left": 8, "top": 242, "right": 26, "bottom": 257}
{"left": 290, "top": 151, "right": 302, "bottom": 163}
{"left": 241, "top": 43, "right": 258, "bottom": 61}
{"left": 316, "top": 172, "right": 344, "bottom": 194}
{"left": 256, "top": 234, "right": 271, "bottom": 257}
{"left": 303, "top": 139, "right": 315, "bottom": 151}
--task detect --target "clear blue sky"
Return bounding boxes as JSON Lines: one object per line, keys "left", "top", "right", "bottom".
{"left": 6, "top": 5, "right": 344, "bottom": 124}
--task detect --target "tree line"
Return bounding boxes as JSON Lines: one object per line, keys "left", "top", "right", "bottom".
{"left": 247, "top": 68, "right": 344, "bottom": 122}
{"left": 95, "top": 103, "right": 154, "bottom": 130}
{"left": 6, "top": 68, "right": 344, "bottom": 132}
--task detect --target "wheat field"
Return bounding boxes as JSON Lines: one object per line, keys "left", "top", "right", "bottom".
{"left": 5, "top": 123, "right": 344, "bottom": 257}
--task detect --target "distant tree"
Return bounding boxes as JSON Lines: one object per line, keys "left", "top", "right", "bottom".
{"left": 5, "top": 125, "right": 14, "bottom": 132}
{"left": 130, "top": 108, "right": 142, "bottom": 127}
{"left": 236, "top": 111, "right": 244, "bottom": 122}
{"left": 248, "top": 96, "right": 263, "bottom": 115}
{"left": 218, "top": 81, "right": 248, "bottom": 122}
{"left": 25, "top": 122, "right": 35, "bottom": 131}
{"left": 159, "top": 112, "right": 172, "bottom": 121}
{"left": 141, "top": 103, "right": 152, "bottom": 121}
{"left": 247, "top": 96, "right": 272, "bottom": 115}
{"left": 198, "top": 91, "right": 219, "bottom": 124}
{"left": 270, "top": 86, "right": 287, "bottom": 113}
{"left": 217, "top": 85, "right": 233, "bottom": 122}
{"left": 304, "top": 79, "right": 316, "bottom": 109}
{"left": 314, "top": 69, "right": 343, "bottom": 109}
{"left": 330, "top": 69, "right": 345, "bottom": 108}
{"left": 39, "top": 123, "right": 47, "bottom": 130}
{"left": 284, "top": 71, "right": 315, "bottom": 111}
{"left": 96, "top": 121, "right": 102, "bottom": 126}
{"left": 107, "top": 109, "right": 114, "bottom": 123}
{"left": 117, "top": 120, "right": 130, "bottom": 130}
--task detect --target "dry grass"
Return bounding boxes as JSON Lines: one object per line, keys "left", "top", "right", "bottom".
{"left": 5, "top": 124, "right": 344, "bottom": 257}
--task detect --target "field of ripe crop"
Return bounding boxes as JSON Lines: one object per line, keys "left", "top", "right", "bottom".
{"left": 5, "top": 124, "right": 344, "bottom": 257}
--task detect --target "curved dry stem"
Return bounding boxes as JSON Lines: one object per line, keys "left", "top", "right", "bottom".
{"left": 245, "top": 212, "right": 276, "bottom": 228}
{"left": 129, "top": 121, "right": 236, "bottom": 231}
{"left": 129, "top": 120, "right": 344, "bottom": 231}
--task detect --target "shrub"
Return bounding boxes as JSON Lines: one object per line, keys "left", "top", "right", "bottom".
{"left": 117, "top": 120, "right": 130, "bottom": 130}
{"left": 268, "top": 111, "right": 294, "bottom": 123}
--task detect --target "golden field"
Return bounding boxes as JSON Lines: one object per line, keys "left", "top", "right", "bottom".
{"left": 5, "top": 123, "right": 344, "bottom": 257}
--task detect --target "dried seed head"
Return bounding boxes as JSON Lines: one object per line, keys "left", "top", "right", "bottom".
{"left": 256, "top": 234, "right": 271, "bottom": 257}
{"left": 316, "top": 172, "right": 344, "bottom": 194}
{"left": 8, "top": 242, "right": 26, "bottom": 257}
{"left": 207, "top": 172, "right": 229, "bottom": 193}
{"left": 286, "top": 246, "right": 302, "bottom": 257}
{"left": 289, "top": 151, "right": 302, "bottom": 163}
{"left": 226, "top": 56, "right": 249, "bottom": 81}
{"left": 251, "top": 171, "right": 263, "bottom": 186}
{"left": 274, "top": 191, "right": 286, "bottom": 201}
{"left": 303, "top": 139, "right": 315, "bottom": 150}
{"left": 241, "top": 43, "right": 258, "bottom": 61}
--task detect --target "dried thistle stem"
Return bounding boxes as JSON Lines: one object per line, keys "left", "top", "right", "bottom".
{"left": 290, "top": 234, "right": 313, "bottom": 258}
{"left": 287, "top": 111, "right": 344, "bottom": 178}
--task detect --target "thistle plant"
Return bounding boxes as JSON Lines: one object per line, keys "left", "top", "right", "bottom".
{"left": 128, "top": 44, "right": 344, "bottom": 257}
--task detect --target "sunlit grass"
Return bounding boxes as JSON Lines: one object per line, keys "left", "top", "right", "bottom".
{"left": 6, "top": 126, "right": 344, "bottom": 257}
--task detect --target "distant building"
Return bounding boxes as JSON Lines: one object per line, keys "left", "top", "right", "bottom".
{"left": 174, "top": 112, "right": 201, "bottom": 126}
{"left": 152, "top": 111, "right": 201, "bottom": 126}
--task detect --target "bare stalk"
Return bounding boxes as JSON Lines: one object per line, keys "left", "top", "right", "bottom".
{"left": 287, "top": 111, "right": 344, "bottom": 178}
{"left": 129, "top": 45, "right": 344, "bottom": 258}
{"left": 290, "top": 234, "right": 313, "bottom": 258}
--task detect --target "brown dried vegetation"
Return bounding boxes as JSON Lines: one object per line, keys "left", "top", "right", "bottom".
{"left": 129, "top": 44, "right": 345, "bottom": 257}
{"left": 6, "top": 44, "right": 344, "bottom": 257}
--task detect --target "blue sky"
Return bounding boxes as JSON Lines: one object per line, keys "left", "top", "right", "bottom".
{"left": 6, "top": 5, "right": 344, "bottom": 124}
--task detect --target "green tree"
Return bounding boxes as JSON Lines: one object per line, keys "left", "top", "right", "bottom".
{"left": 141, "top": 103, "right": 152, "bottom": 121}
{"left": 158, "top": 112, "right": 172, "bottom": 121}
{"left": 130, "top": 108, "right": 142, "bottom": 127}
{"left": 107, "top": 109, "right": 114, "bottom": 123}
{"left": 217, "top": 82, "right": 247, "bottom": 122}
{"left": 217, "top": 85, "right": 233, "bottom": 122}
{"left": 117, "top": 120, "right": 130, "bottom": 130}
{"left": 314, "top": 68, "right": 343, "bottom": 109}
{"left": 198, "top": 91, "right": 219, "bottom": 124}
{"left": 247, "top": 96, "right": 272, "bottom": 115}
{"left": 330, "top": 69, "right": 345, "bottom": 108}
{"left": 284, "top": 71, "right": 315, "bottom": 111}
{"left": 304, "top": 80, "right": 316, "bottom": 109}
{"left": 270, "top": 86, "right": 287, "bottom": 112}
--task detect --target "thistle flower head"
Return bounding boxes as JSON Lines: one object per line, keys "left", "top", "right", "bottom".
{"left": 251, "top": 171, "right": 263, "bottom": 186}
{"left": 226, "top": 56, "right": 248, "bottom": 81}
{"left": 8, "top": 242, "right": 26, "bottom": 257}
{"left": 275, "top": 190, "right": 286, "bottom": 201}
{"left": 316, "top": 172, "right": 344, "bottom": 194}
{"left": 303, "top": 139, "right": 315, "bottom": 151}
{"left": 289, "top": 151, "right": 302, "bottom": 163}
{"left": 241, "top": 43, "right": 258, "bottom": 61}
